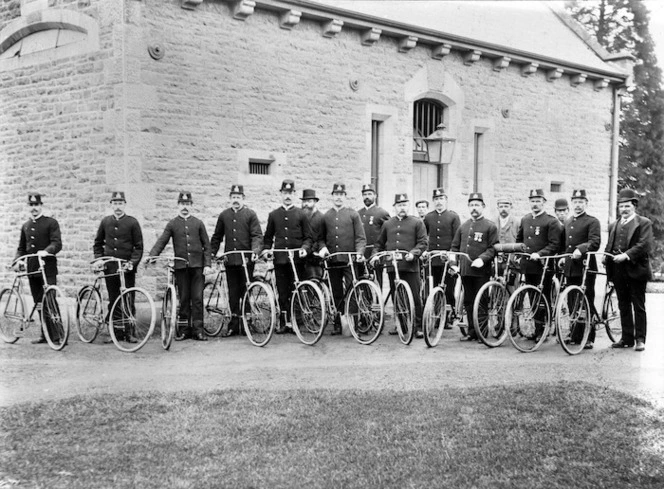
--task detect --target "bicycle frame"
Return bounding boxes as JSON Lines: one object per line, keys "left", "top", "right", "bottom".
{"left": 7, "top": 253, "right": 53, "bottom": 323}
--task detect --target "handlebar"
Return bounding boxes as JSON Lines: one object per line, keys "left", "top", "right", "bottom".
{"left": 11, "top": 253, "right": 54, "bottom": 269}
{"left": 145, "top": 256, "right": 188, "bottom": 267}
{"left": 321, "top": 251, "right": 364, "bottom": 261}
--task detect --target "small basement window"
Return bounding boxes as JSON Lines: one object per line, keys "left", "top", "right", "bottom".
{"left": 550, "top": 181, "right": 563, "bottom": 193}
{"left": 248, "top": 158, "right": 273, "bottom": 175}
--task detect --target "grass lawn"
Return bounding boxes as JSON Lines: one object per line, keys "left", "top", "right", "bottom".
{"left": 1, "top": 382, "right": 663, "bottom": 488}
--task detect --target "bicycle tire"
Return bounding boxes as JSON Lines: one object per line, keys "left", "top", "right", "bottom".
{"left": 505, "top": 284, "right": 550, "bottom": 353}
{"left": 242, "top": 281, "right": 276, "bottom": 347}
{"left": 291, "top": 280, "right": 326, "bottom": 346}
{"left": 556, "top": 285, "right": 591, "bottom": 355}
{"left": 423, "top": 286, "right": 446, "bottom": 347}
{"left": 161, "top": 285, "right": 177, "bottom": 350}
{"left": 473, "top": 280, "right": 508, "bottom": 348}
{"left": 602, "top": 285, "right": 621, "bottom": 343}
{"left": 76, "top": 286, "right": 103, "bottom": 343}
{"left": 42, "top": 286, "right": 69, "bottom": 351}
{"left": 109, "top": 287, "right": 155, "bottom": 353}
{"left": 394, "top": 280, "right": 414, "bottom": 345}
{"left": 549, "top": 275, "right": 561, "bottom": 313}
{"left": 203, "top": 281, "right": 230, "bottom": 337}
{"left": 345, "top": 279, "right": 384, "bottom": 345}
{"left": 0, "top": 288, "right": 23, "bottom": 344}
{"left": 454, "top": 278, "right": 467, "bottom": 337}
{"left": 311, "top": 278, "right": 333, "bottom": 318}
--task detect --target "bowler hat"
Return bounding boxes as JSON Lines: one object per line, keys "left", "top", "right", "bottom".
{"left": 178, "top": 191, "right": 193, "bottom": 203}
{"left": 300, "top": 189, "right": 319, "bottom": 201}
{"left": 415, "top": 200, "right": 429, "bottom": 207}
{"left": 361, "top": 184, "right": 376, "bottom": 193}
{"left": 617, "top": 188, "right": 639, "bottom": 204}
{"left": 280, "top": 180, "right": 295, "bottom": 192}
{"left": 432, "top": 188, "right": 446, "bottom": 199}
{"left": 571, "top": 189, "right": 588, "bottom": 201}
{"left": 28, "top": 193, "right": 43, "bottom": 205}
{"left": 394, "top": 193, "right": 409, "bottom": 205}
{"left": 229, "top": 185, "right": 244, "bottom": 196}
{"left": 528, "top": 189, "right": 546, "bottom": 200}
{"left": 554, "top": 198, "right": 569, "bottom": 210}
{"left": 110, "top": 191, "right": 126, "bottom": 202}
{"left": 331, "top": 183, "right": 346, "bottom": 194}
{"left": 468, "top": 192, "right": 484, "bottom": 204}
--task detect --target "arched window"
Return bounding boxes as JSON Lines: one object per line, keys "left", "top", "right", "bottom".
{"left": 413, "top": 98, "right": 447, "bottom": 203}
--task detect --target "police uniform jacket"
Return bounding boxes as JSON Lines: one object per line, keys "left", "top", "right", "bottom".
{"left": 373, "top": 215, "right": 427, "bottom": 273}
{"left": 319, "top": 207, "right": 366, "bottom": 263}
{"left": 424, "top": 209, "right": 460, "bottom": 266}
{"left": 16, "top": 215, "right": 62, "bottom": 275}
{"left": 358, "top": 205, "right": 390, "bottom": 257}
{"left": 516, "top": 212, "right": 561, "bottom": 275}
{"left": 451, "top": 217, "right": 498, "bottom": 277}
{"left": 210, "top": 206, "right": 263, "bottom": 267}
{"left": 497, "top": 214, "right": 520, "bottom": 244}
{"left": 263, "top": 205, "right": 313, "bottom": 265}
{"left": 604, "top": 215, "right": 653, "bottom": 282}
{"left": 149, "top": 215, "right": 211, "bottom": 269}
{"left": 562, "top": 212, "right": 601, "bottom": 278}
{"left": 93, "top": 214, "right": 144, "bottom": 268}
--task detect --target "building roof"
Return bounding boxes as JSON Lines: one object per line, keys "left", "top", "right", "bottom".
{"left": 306, "top": 0, "right": 627, "bottom": 78}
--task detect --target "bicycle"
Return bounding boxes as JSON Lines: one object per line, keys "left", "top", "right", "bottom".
{"left": 555, "top": 251, "right": 621, "bottom": 355}
{"left": 261, "top": 248, "right": 326, "bottom": 345}
{"left": 76, "top": 256, "right": 156, "bottom": 353}
{"left": 370, "top": 250, "right": 416, "bottom": 345}
{"left": 421, "top": 250, "right": 454, "bottom": 347}
{"left": 202, "top": 254, "right": 232, "bottom": 338}
{"left": 0, "top": 253, "right": 68, "bottom": 350}
{"left": 319, "top": 252, "right": 384, "bottom": 345}
{"left": 504, "top": 253, "right": 569, "bottom": 353}
{"left": 145, "top": 256, "right": 188, "bottom": 350}
{"left": 471, "top": 243, "right": 523, "bottom": 348}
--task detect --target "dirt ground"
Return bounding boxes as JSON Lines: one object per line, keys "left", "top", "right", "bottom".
{"left": 1, "top": 295, "right": 662, "bottom": 409}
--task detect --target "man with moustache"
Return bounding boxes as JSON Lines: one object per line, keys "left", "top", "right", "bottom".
{"left": 262, "top": 180, "right": 313, "bottom": 334}
{"left": 358, "top": 184, "right": 390, "bottom": 288}
{"left": 371, "top": 193, "right": 428, "bottom": 338}
{"left": 318, "top": 183, "right": 366, "bottom": 335}
{"left": 14, "top": 193, "right": 63, "bottom": 344}
{"left": 560, "top": 189, "right": 601, "bottom": 349}
{"left": 300, "top": 189, "right": 325, "bottom": 281}
{"left": 496, "top": 197, "right": 520, "bottom": 245}
{"left": 210, "top": 185, "right": 263, "bottom": 337}
{"left": 605, "top": 189, "right": 653, "bottom": 352}
{"left": 451, "top": 193, "right": 499, "bottom": 342}
{"left": 93, "top": 191, "right": 144, "bottom": 343}
{"left": 149, "top": 192, "right": 212, "bottom": 341}
{"left": 516, "top": 189, "right": 560, "bottom": 341}
{"left": 423, "top": 188, "right": 460, "bottom": 325}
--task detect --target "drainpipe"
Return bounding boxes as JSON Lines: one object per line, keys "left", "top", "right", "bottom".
{"left": 608, "top": 85, "right": 622, "bottom": 223}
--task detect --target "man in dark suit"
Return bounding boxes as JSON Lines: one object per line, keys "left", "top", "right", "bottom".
{"left": 149, "top": 192, "right": 212, "bottom": 341}
{"left": 301, "top": 189, "right": 325, "bottom": 281}
{"left": 358, "top": 184, "right": 390, "bottom": 288}
{"left": 93, "top": 191, "right": 144, "bottom": 342}
{"left": 561, "top": 189, "right": 601, "bottom": 349}
{"left": 605, "top": 189, "right": 653, "bottom": 352}
{"left": 210, "top": 185, "right": 263, "bottom": 337}
{"left": 15, "top": 193, "right": 62, "bottom": 344}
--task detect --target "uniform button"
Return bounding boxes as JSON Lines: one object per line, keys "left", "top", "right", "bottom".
{"left": 114, "top": 227, "right": 118, "bottom": 230}
{"left": 31, "top": 245, "right": 35, "bottom": 248}
{"left": 285, "top": 237, "right": 289, "bottom": 240}
{"left": 114, "top": 238, "right": 118, "bottom": 240}
{"left": 233, "top": 220, "right": 236, "bottom": 223}
{"left": 188, "top": 252, "right": 191, "bottom": 255}
{"left": 31, "top": 236, "right": 34, "bottom": 240}
{"left": 285, "top": 217, "right": 289, "bottom": 221}
{"left": 335, "top": 236, "right": 338, "bottom": 239}
{"left": 233, "top": 238, "right": 237, "bottom": 241}
{"left": 31, "top": 228, "right": 35, "bottom": 231}
{"left": 114, "top": 248, "right": 117, "bottom": 250}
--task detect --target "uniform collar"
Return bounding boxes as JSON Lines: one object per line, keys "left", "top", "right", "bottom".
{"left": 364, "top": 203, "right": 376, "bottom": 210}
{"left": 282, "top": 204, "right": 294, "bottom": 211}
{"left": 114, "top": 213, "right": 126, "bottom": 221}
{"left": 531, "top": 210, "right": 545, "bottom": 218}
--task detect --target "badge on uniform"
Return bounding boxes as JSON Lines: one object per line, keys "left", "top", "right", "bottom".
{"left": 369, "top": 216, "right": 374, "bottom": 225}
{"left": 535, "top": 226, "right": 540, "bottom": 236}
{"left": 474, "top": 232, "right": 483, "bottom": 242}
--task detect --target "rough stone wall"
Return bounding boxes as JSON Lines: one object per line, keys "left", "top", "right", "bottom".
{"left": 0, "top": 0, "right": 616, "bottom": 296}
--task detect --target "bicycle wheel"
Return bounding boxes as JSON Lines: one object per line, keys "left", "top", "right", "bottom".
{"left": 505, "top": 285, "right": 550, "bottom": 353}
{"left": 454, "top": 277, "right": 467, "bottom": 336}
{"left": 109, "top": 287, "right": 155, "bottom": 353}
{"left": 556, "top": 286, "right": 591, "bottom": 355}
{"left": 473, "top": 281, "right": 508, "bottom": 348}
{"left": 0, "top": 288, "right": 23, "bottom": 344}
{"left": 161, "top": 285, "right": 177, "bottom": 350}
{"left": 423, "top": 286, "right": 446, "bottom": 347}
{"left": 394, "top": 280, "right": 414, "bottom": 345}
{"left": 291, "top": 280, "right": 326, "bottom": 345}
{"left": 311, "top": 278, "right": 333, "bottom": 318}
{"left": 602, "top": 285, "right": 621, "bottom": 343}
{"left": 242, "top": 281, "right": 276, "bottom": 347}
{"left": 203, "top": 281, "right": 230, "bottom": 337}
{"left": 42, "top": 286, "right": 68, "bottom": 351}
{"left": 549, "top": 275, "right": 561, "bottom": 312}
{"left": 345, "top": 279, "right": 383, "bottom": 345}
{"left": 76, "top": 286, "right": 103, "bottom": 343}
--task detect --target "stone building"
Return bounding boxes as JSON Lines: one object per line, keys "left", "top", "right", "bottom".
{"left": 0, "top": 0, "right": 631, "bottom": 293}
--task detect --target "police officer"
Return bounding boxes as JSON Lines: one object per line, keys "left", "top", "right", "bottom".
{"left": 300, "top": 189, "right": 325, "bottom": 281}
{"left": 451, "top": 193, "right": 499, "bottom": 342}
{"left": 516, "top": 189, "right": 560, "bottom": 341}
{"left": 210, "top": 184, "right": 263, "bottom": 337}
{"left": 149, "top": 192, "right": 212, "bottom": 341}
{"left": 423, "top": 188, "right": 460, "bottom": 323}
{"left": 262, "top": 180, "right": 313, "bottom": 334}
{"left": 561, "top": 189, "right": 601, "bottom": 349}
{"left": 605, "top": 189, "right": 653, "bottom": 352}
{"left": 15, "top": 193, "right": 62, "bottom": 344}
{"left": 358, "top": 184, "right": 390, "bottom": 288}
{"left": 318, "top": 183, "right": 366, "bottom": 335}
{"left": 93, "top": 191, "right": 144, "bottom": 343}
{"left": 372, "top": 193, "right": 428, "bottom": 338}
